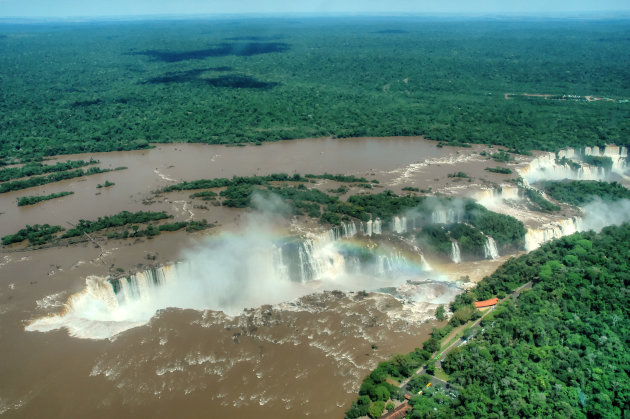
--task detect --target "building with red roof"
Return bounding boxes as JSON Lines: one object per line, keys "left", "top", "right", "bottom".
{"left": 474, "top": 298, "right": 499, "bottom": 308}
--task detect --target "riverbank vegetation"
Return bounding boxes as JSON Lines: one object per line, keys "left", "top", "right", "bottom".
{"left": 1, "top": 18, "right": 628, "bottom": 163}
{"left": 347, "top": 223, "right": 630, "bottom": 418}
{"left": 485, "top": 166, "right": 512, "bottom": 174}
{"left": 524, "top": 188, "right": 561, "bottom": 212}
{"left": 169, "top": 173, "right": 526, "bottom": 252}
{"left": 540, "top": 180, "right": 630, "bottom": 206}
{"left": 0, "top": 166, "right": 126, "bottom": 194}
{"left": 16, "top": 191, "right": 74, "bottom": 206}
{"left": 1, "top": 210, "right": 212, "bottom": 247}
{"left": 0, "top": 159, "right": 98, "bottom": 181}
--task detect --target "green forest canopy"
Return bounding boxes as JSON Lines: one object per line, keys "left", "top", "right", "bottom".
{"left": 347, "top": 223, "right": 630, "bottom": 418}
{"left": 540, "top": 180, "right": 630, "bottom": 206}
{"left": 1, "top": 17, "right": 629, "bottom": 162}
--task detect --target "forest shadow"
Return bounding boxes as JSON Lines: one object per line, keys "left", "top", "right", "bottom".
{"left": 144, "top": 69, "right": 277, "bottom": 89}
{"left": 144, "top": 67, "right": 233, "bottom": 84}
{"left": 129, "top": 42, "right": 290, "bottom": 62}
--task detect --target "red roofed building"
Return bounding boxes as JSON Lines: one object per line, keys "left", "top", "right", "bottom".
{"left": 474, "top": 298, "right": 499, "bottom": 308}
{"left": 380, "top": 401, "right": 411, "bottom": 419}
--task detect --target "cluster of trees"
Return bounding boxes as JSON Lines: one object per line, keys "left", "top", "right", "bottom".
{"left": 417, "top": 199, "right": 526, "bottom": 258}
{"left": 0, "top": 167, "right": 115, "bottom": 193}
{"left": 0, "top": 166, "right": 126, "bottom": 194}
{"left": 448, "top": 172, "right": 470, "bottom": 178}
{"left": 540, "top": 180, "right": 630, "bottom": 206}
{"left": 348, "top": 224, "right": 630, "bottom": 418}
{"left": 162, "top": 173, "right": 309, "bottom": 193}
{"left": 2, "top": 224, "right": 64, "bottom": 246}
{"left": 62, "top": 211, "right": 172, "bottom": 238}
{"left": 1, "top": 19, "right": 628, "bottom": 163}
{"left": 582, "top": 155, "right": 613, "bottom": 170}
{"left": 305, "top": 173, "right": 376, "bottom": 183}
{"left": 106, "top": 219, "right": 212, "bottom": 239}
{"left": 490, "top": 151, "right": 512, "bottom": 163}
{"left": 2, "top": 211, "right": 213, "bottom": 246}
{"left": 16, "top": 191, "right": 74, "bottom": 207}
{"left": 524, "top": 188, "right": 561, "bottom": 212}
{"left": 0, "top": 159, "right": 98, "bottom": 181}
{"left": 96, "top": 180, "right": 115, "bottom": 188}
{"left": 485, "top": 166, "right": 512, "bottom": 174}
{"left": 464, "top": 201, "right": 526, "bottom": 247}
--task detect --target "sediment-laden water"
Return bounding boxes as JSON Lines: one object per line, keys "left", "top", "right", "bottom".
{"left": 2, "top": 137, "right": 629, "bottom": 417}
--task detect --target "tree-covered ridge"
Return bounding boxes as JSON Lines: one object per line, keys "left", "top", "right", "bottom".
{"left": 0, "top": 166, "right": 126, "bottom": 194}
{"left": 170, "top": 174, "right": 526, "bottom": 251}
{"left": 1, "top": 18, "right": 629, "bottom": 162}
{"left": 17, "top": 191, "right": 74, "bottom": 206}
{"left": 540, "top": 180, "right": 630, "bottom": 206}
{"left": 524, "top": 188, "right": 561, "bottom": 212}
{"left": 0, "top": 159, "right": 98, "bottom": 181}
{"left": 348, "top": 224, "right": 630, "bottom": 418}
{"left": 0, "top": 211, "right": 212, "bottom": 247}
{"left": 416, "top": 202, "right": 526, "bottom": 258}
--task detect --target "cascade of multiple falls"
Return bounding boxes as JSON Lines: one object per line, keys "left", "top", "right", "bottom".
{"left": 431, "top": 209, "right": 461, "bottom": 224}
{"left": 483, "top": 236, "right": 500, "bottom": 260}
{"left": 27, "top": 226, "right": 433, "bottom": 339}
{"left": 524, "top": 216, "right": 583, "bottom": 251}
{"left": 330, "top": 221, "right": 359, "bottom": 241}
{"left": 393, "top": 216, "right": 408, "bottom": 234}
{"left": 450, "top": 241, "right": 461, "bottom": 264}
{"left": 474, "top": 185, "right": 522, "bottom": 206}
{"left": 359, "top": 219, "right": 382, "bottom": 237}
{"left": 519, "top": 145, "right": 628, "bottom": 184}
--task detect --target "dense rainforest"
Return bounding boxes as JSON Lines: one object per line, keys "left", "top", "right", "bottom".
{"left": 346, "top": 223, "right": 630, "bottom": 418}
{"left": 540, "top": 180, "right": 630, "bottom": 206}
{"left": 1, "top": 17, "right": 629, "bottom": 163}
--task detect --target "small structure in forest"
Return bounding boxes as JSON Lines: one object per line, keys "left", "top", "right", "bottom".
{"left": 474, "top": 298, "right": 499, "bottom": 309}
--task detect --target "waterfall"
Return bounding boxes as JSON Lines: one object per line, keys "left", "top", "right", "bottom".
{"left": 393, "top": 216, "right": 407, "bottom": 234}
{"left": 343, "top": 221, "right": 357, "bottom": 238}
{"left": 524, "top": 216, "right": 583, "bottom": 251}
{"left": 519, "top": 145, "right": 628, "bottom": 184}
{"left": 365, "top": 220, "right": 373, "bottom": 236}
{"left": 483, "top": 236, "right": 499, "bottom": 260}
{"left": 500, "top": 187, "right": 520, "bottom": 200}
{"left": 431, "top": 209, "right": 459, "bottom": 224}
{"left": 373, "top": 218, "right": 382, "bottom": 235}
{"left": 450, "top": 241, "right": 461, "bottom": 264}
{"left": 27, "top": 229, "right": 433, "bottom": 339}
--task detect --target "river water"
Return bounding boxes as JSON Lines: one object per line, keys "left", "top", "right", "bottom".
{"left": 0, "top": 136, "right": 597, "bottom": 418}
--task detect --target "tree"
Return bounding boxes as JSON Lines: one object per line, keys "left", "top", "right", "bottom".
{"left": 368, "top": 401, "right": 386, "bottom": 419}
{"left": 436, "top": 305, "right": 446, "bottom": 321}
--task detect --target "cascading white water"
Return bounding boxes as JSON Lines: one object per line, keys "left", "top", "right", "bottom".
{"left": 393, "top": 216, "right": 407, "bottom": 234}
{"left": 524, "top": 216, "right": 583, "bottom": 251}
{"left": 519, "top": 145, "right": 628, "bottom": 184}
{"left": 483, "top": 236, "right": 499, "bottom": 260}
{"left": 27, "top": 226, "right": 432, "bottom": 339}
{"left": 373, "top": 218, "right": 382, "bottom": 235}
{"left": 450, "top": 241, "right": 461, "bottom": 264}
{"left": 364, "top": 220, "right": 373, "bottom": 236}
{"left": 342, "top": 221, "right": 357, "bottom": 238}
{"left": 431, "top": 209, "right": 459, "bottom": 224}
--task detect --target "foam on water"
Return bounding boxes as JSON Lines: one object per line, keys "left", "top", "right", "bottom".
{"left": 26, "top": 228, "right": 434, "bottom": 339}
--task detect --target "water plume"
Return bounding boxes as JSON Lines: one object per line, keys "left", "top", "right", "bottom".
{"left": 26, "top": 194, "right": 437, "bottom": 340}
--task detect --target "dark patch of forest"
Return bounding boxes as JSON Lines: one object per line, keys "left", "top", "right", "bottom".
{"left": 128, "top": 41, "right": 290, "bottom": 62}
{"left": 540, "top": 180, "right": 630, "bottom": 206}
{"left": 1, "top": 18, "right": 629, "bottom": 162}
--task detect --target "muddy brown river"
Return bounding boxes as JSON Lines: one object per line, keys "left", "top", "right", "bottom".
{"left": 1, "top": 136, "right": 603, "bottom": 418}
